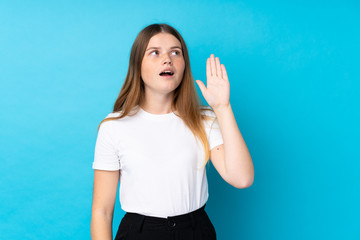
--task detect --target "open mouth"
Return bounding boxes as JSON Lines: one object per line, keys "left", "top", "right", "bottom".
{"left": 159, "top": 71, "right": 174, "bottom": 76}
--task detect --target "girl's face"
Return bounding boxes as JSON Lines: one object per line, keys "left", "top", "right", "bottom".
{"left": 141, "top": 33, "right": 185, "bottom": 96}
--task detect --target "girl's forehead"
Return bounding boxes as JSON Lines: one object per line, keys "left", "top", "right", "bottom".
{"left": 147, "top": 33, "right": 181, "bottom": 47}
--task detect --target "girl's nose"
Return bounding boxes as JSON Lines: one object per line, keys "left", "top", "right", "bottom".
{"left": 162, "top": 54, "right": 172, "bottom": 65}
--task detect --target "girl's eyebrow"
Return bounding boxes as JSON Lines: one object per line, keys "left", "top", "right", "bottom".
{"left": 146, "top": 46, "right": 182, "bottom": 52}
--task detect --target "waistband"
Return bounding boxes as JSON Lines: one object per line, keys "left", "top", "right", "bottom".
{"left": 125, "top": 204, "right": 207, "bottom": 233}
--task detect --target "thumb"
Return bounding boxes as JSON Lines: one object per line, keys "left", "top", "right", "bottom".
{"left": 196, "top": 80, "right": 206, "bottom": 94}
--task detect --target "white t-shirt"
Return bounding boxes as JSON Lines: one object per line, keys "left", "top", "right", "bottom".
{"left": 92, "top": 105, "right": 223, "bottom": 218}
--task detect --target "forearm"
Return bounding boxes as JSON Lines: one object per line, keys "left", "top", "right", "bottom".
{"left": 214, "top": 103, "right": 254, "bottom": 187}
{"left": 91, "top": 211, "right": 113, "bottom": 240}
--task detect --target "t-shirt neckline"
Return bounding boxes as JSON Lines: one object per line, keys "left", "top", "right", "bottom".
{"left": 137, "top": 106, "right": 177, "bottom": 121}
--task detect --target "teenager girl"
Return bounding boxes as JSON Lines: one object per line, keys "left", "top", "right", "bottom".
{"left": 90, "top": 23, "right": 254, "bottom": 240}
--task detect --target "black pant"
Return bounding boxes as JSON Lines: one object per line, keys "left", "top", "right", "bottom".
{"left": 115, "top": 203, "right": 216, "bottom": 240}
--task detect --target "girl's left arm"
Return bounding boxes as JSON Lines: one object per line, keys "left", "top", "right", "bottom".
{"left": 196, "top": 54, "right": 254, "bottom": 188}
{"left": 213, "top": 103, "right": 254, "bottom": 188}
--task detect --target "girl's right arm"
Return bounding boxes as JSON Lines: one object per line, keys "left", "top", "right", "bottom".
{"left": 91, "top": 169, "right": 120, "bottom": 240}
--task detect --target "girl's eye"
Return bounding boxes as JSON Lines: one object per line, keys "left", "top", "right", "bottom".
{"left": 150, "top": 50, "right": 181, "bottom": 56}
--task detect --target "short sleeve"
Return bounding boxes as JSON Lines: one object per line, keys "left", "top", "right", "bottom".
{"left": 92, "top": 119, "right": 121, "bottom": 171}
{"left": 202, "top": 108, "right": 224, "bottom": 150}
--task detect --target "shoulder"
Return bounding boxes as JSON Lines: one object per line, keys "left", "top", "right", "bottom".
{"left": 104, "top": 107, "right": 139, "bottom": 120}
{"left": 105, "top": 111, "right": 122, "bottom": 119}
{"left": 200, "top": 106, "right": 216, "bottom": 117}
{"left": 200, "top": 106, "right": 217, "bottom": 128}
{"left": 102, "top": 110, "right": 129, "bottom": 123}
{"left": 98, "top": 111, "right": 123, "bottom": 130}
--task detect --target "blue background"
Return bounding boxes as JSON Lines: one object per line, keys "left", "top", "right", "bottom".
{"left": 0, "top": 0, "right": 359, "bottom": 239}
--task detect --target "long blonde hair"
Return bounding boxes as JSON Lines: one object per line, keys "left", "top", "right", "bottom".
{"left": 97, "top": 23, "right": 216, "bottom": 168}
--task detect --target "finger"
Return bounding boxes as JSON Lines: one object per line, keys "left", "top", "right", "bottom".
{"left": 221, "top": 64, "right": 228, "bottom": 81}
{"left": 215, "top": 57, "right": 222, "bottom": 79}
{"left": 206, "top": 58, "right": 211, "bottom": 80}
{"left": 210, "top": 54, "right": 216, "bottom": 76}
{"left": 196, "top": 80, "right": 207, "bottom": 93}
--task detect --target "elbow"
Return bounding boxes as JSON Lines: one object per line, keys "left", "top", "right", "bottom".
{"left": 242, "top": 173, "right": 255, "bottom": 188}
{"left": 242, "top": 178, "right": 254, "bottom": 188}
{"left": 225, "top": 166, "right": 255, "bottom": 189}
{"left": 232, "top": 176, "right": 254, "bottom": 189}
{"left": 233, "top": 181, "right": 253, "bottom": 189}
{"left": 239, "top": 166, "right": 255, "bottom": 189}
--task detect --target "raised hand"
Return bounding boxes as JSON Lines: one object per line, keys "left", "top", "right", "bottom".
{"left": 196, "top": 54, "right": 230, "bottom": 110}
